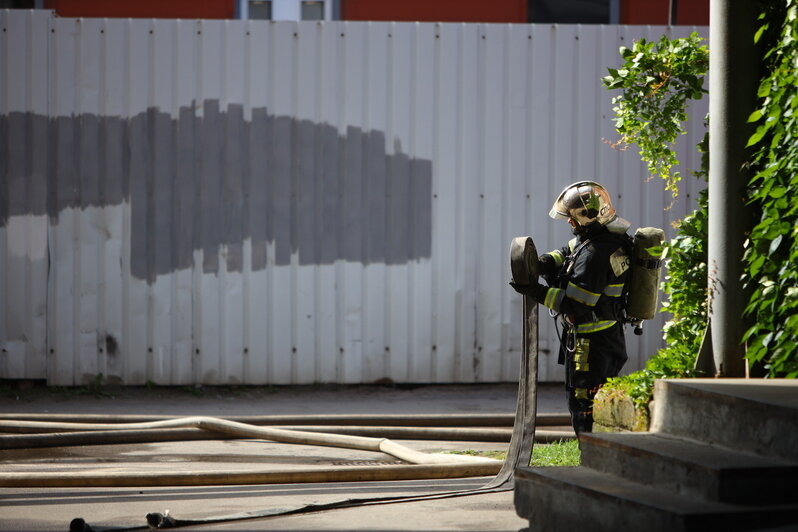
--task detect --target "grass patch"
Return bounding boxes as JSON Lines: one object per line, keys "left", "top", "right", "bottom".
{"left": 442, "top": 449, "right": 507, "bottom": 461}
{"left": 441, "top": 439, "right": 581, "bottom": 467}
{"left": 531, "top": 439, "right": 581, "bottom": 467}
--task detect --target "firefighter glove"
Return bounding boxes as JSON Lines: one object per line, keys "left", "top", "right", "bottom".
{"left": 509, "top": 280, "right": 548, "bottom": 302}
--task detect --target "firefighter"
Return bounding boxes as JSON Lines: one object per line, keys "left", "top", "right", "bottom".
{"left": 511, "top": 181, "right": 632, "bottom": 434}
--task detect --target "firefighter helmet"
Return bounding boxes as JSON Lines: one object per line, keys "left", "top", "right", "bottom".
{"left": 549, "top": 181, "right": 617, "bottom": 227}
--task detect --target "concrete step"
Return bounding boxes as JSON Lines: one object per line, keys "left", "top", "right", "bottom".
{"left": 579, "top": 432, "right": 798, "bottom": 504}
{"left": 514, "top": 466, "right": 798, "bottom": 532}
{"left": 650, "top": 379, "right": 798, "bottom": 462}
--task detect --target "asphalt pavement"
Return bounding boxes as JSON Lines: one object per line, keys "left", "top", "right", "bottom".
{"left": 0, "top": 382, "right": 569, "bottom": 531}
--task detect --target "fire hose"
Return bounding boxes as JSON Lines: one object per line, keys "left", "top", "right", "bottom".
{"left": 0, "top": 416, "right": 573, "bottom": 446}
{"left": 2, "top": 236, "right": 549, "bottom": 530}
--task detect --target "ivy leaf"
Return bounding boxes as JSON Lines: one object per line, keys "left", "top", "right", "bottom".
{"left": 750, "top": 254, "right": 766, "bottom": 277}
{"left": 754, "top": 23, "right": 769, "bottom": 44}
{"left": 762, "top": 332, "right": 775, "bottom": 347}
{"left": 758, "top": 79, "right": 772, "bottom": 98}
{"left": 747, "top": 123, "right": 769, "bottom": 147}
{"left": 770, "top": 186, "right": 788, "bottom": 198}
{"left": 770, "top": 234, "right": 784, "bottom": 255}
{"left": 748, "top": 109, "right": 764, "bottom": 123}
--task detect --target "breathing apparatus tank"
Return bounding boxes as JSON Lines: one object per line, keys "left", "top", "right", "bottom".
{"left": 625, "top": 227, "right": 665, "bottom": 335}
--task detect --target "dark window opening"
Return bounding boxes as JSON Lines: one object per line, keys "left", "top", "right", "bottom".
{"left": 0, "top": 0, "right": 36, "bottom": 8}
{"left": 302, "top": 1, "right": 325, "bottom": 20}
{"left": 528, "top": 0, "right": 610, "bottom": 24}
{"left": 250, "top": 0, "right": 272, "bottom": 20}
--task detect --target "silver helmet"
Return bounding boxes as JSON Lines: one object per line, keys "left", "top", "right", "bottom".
{"left": 549, "top": 181, "right": 617, "bottom": 227}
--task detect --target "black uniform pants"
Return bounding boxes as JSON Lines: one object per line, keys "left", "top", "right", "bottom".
{"left": 560, "top": 323, "right": 627, "bottom": 435}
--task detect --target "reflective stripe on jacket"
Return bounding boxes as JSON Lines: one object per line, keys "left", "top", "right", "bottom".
{"left": 545, "top": 226, "right": 632, "bottom": 333}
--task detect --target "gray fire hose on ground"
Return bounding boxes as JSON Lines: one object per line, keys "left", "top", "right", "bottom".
{"left": 4, "top": 236, "right": 544, "bottom": 531}
{"left": 0, "top": 419, "right": 572, "bottom": 448}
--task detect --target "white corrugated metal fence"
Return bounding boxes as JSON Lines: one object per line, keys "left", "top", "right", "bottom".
{"left": 0, "top": 10, "right": 708, "bottom": 385}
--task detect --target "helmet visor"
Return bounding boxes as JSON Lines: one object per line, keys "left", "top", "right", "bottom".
{"left": 548, "top": 181, "right": 615, "bottom": 226}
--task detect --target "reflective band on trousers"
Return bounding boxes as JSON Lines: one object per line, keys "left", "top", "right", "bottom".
{"left": 574, "top": 338, "right": 590, "bottom": 371}
{"left": 566, "top": 282, "right": 601, "bottom": 306}
{"left": 575, "top": 320, "right": 616, "bottom": 334}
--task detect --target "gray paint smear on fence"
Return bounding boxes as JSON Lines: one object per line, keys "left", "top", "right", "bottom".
{"left": 0, "top": 100, "right": 433, "bottom": 283}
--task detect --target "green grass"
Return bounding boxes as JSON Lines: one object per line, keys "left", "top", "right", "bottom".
{"left": 530, "top": 439, "right": 581, "bottom": 467}
{"left": 442, "top": 449, "right": 507, "bottom": 460}
{"left": 442, "top": 438, "right": 581, "bottom": 467}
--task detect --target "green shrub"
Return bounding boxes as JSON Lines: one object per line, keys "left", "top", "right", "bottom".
{"left": 603, "top": 2, "right": 798, "bottom": 395}
{"left": 603, "top": 192, "right": 707, "bottom": 407}
{"left": 601, "top": 34, "right": 710, "bottom": 406}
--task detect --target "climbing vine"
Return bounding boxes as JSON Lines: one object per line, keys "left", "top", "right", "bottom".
{"left": 743, "top": 0, "right": 798, "bottom": 378}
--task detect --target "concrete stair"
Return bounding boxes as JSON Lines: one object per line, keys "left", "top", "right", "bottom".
{"left": 514, "top": 379, "right": 798, "bottom": 531}
{"left": 580, "top": 432, "right": 798, "bottom": 504}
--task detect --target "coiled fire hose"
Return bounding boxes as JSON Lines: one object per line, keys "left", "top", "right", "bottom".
{"left": 2, "top": 236, "right": 547, "bottom": 530}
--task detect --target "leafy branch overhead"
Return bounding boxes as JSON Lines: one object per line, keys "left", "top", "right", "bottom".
{"left": 602, "top": 33, "right": 709, "bottom": 196}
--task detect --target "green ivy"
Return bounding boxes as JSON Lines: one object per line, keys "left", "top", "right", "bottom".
{"left": 602, "top": 33, "right": 709, "bottom": 197}
{"left": 601, "top": 34, "right": 710, "bottom": 405}
{"left": 743, "top": 0, "right": 798, "bottom": 378}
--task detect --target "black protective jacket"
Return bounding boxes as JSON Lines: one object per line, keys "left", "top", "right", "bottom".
{"left": 538, "top": 223, "right": 632, "bottom": 368}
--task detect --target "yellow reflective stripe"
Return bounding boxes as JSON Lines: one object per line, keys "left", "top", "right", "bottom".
{"left": 543, "top": 287, "right": 565, "bottom": 311}
{"left": 574, "top": 339, "right": 590, "bottom": 371}
{"left": 547, "top": 250, "right": 565, "bottom": 266}
{"left": 576, "top": 320, "right": 617, "bottom": 334}
{"left": 603, "top": 283, "right": 624, "bottom": 297}
{"left": 574, "top": 388, "right": 589, "bottom": 399}
{"left": 566, "top": 282, "right": 601, "bottom": 306}
{"left": 568, "top": 238, "right": 578, "bottom": 252}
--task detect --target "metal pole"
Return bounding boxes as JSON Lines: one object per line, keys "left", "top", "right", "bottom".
{"left": 609, "top": 0, "right": 620, "bottom": 24}
{"left": 669, "top": 0, "right": 678, "bottom": 26}
{"left": 708, "top": 0, "right": 758, "bottom": 377}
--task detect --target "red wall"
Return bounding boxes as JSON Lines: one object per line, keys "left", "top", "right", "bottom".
{"left": 41, "top": 0, "right": 708, "bottom": 26}
{"left": 342, "top": 0, "right": 527, "bottom": 23}
{"left": 621, "top": 0, "right": 708, "bottom": 25}
{"left": 674, "top": 0, "right": 709, "bottom": 25}
{"left": 621, "top": 0, "right": 668, "bottom": 24}
{"left": 43, "top": 0, "right": 234, "bottom": 19}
